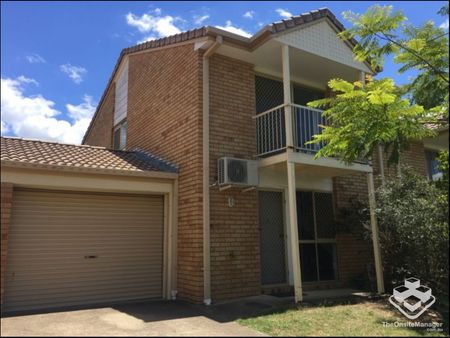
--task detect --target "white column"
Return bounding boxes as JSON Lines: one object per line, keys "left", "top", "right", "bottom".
{"left": 367, "top": 171, "right": 385, "bottom": 294}
{"left": 282, "top": 44, "right": 303, "bottom": 302}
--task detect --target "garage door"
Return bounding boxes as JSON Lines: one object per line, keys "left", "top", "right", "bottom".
{"left": 4, "top": 189, "right": 165, "bottom": 312}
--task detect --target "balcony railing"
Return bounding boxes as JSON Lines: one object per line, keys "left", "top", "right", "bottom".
{"left": 255, "top": 103, "right": 327, "bottom": 157}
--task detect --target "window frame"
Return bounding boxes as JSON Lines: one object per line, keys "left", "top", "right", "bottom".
{"left": 297, "top": 190, "right": 338, "bottom": 283}
{"left": 113, "top": 118, "right": 127, "bottom": 150}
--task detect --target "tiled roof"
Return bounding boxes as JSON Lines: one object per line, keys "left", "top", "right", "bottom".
{"left": 83, "top": 7, "right": 368, "bottom": 144}
{"left": 268, "top": 8, "right": 348, "bottom": 34}
{"left": 1, "top": 137, "right": 178, "bottom": 175}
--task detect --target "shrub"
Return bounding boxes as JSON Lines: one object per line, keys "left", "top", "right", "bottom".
{"left": 376, "top": 168, "right": 449, "bottom": 294}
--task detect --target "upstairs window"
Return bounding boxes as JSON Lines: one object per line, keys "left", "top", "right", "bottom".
{"left": 113, "top": 119, "right": 127, "bottom": 150}
{"left": 425, "top": 150, "right": 443, "bottom": 181}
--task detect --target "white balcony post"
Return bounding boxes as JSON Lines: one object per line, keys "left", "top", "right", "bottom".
{"left": 367, "top": 171, "right": 385, "bottom": 294}
{"left": 282, "top": 44, "right": 303, "bottom": 302}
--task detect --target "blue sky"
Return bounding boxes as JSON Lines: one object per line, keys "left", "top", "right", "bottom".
{"left": 1, "top": 1, "right": 448, "bottom": 143}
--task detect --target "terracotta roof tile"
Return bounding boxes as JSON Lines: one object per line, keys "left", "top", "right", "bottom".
{"left": 1, "top": 137, "right": 178, "bottom": 175}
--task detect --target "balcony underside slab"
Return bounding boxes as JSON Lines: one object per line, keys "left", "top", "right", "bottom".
{"left": 258, "top": 151, "right": 372, "bottom": 177}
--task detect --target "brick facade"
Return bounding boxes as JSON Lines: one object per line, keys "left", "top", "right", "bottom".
{"left": 126, "top": 44, "right": 204, "bottom": 302}
{"left": 84, "top": 43, "right": 205, "bottom": 302}
{"left": 1, "top": 182, "right": 13, "bottom": 304}
{"left": 209, "top": 54, "right": 261, "bottom": 301}
{"left": 84, "top": 84, "right": 115, "bottom": 147}
{"left": 333, "top": 141, "right": 429, "bottom": 285}
{"left": 81, "top": 41, "right": 432, "bottom": 300}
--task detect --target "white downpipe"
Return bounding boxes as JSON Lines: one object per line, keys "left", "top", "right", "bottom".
{"left": 202, "top": 36, "right": 222, "bottom": 306}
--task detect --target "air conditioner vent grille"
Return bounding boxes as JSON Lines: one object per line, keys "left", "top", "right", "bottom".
{"left": 228, "top": 160, "right": 247, "bottom": 183}
{"left": 217, "top": 157, "right": 258, "bottom": 187}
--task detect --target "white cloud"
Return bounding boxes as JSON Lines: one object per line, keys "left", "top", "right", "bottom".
{"left": 243, "top": 11, "right": 255, "bottom": 19}
{"left": 126, "top": 8, "right": 181, "bottom": 41}
{"left": 60, "top": 63, "right": 87, "bottom": 84}
{"left": 25, "top": 53, "right": 46, "bottom": 64}
{"left": 276, "top": 8, "right": 293, "bottom": 19}
{"left": 66, "top": 95, "right": 96, "bottom": 120}
{"left": 1, "top": 76, "right": 96, "bottom": 144}
{"left": 16, "top": 75, "right": 39, "bottom": 86}
{"left": 194, "top": 14, "right": 210, "bottom": 25}
{"left": 440, "top": 18, "right": 449, "bottom": 29}
{"left": 215, "top": 20, "right": 252, "bottom": 38}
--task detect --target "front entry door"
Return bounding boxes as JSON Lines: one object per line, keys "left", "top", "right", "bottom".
{"left": 259, "top": 191, "right": 287, "bottom": 285}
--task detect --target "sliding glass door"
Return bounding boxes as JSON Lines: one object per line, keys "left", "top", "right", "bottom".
{"left": 297, "top": 191, "right": 338, "bottom": 282}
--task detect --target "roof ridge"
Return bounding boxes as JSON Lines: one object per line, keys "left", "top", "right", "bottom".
{"left": 1, "top": 136, "right": 107, "bottom": 150}
{"left": 123, "top": 26, "right": 208, "bottom": 55}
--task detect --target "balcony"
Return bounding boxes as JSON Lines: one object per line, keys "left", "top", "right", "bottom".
{"left": 255, "top": 103, "right": 327, "bottom": 158}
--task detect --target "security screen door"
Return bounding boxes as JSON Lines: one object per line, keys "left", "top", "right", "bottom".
{"left": 259, "top": 191, "right": 287, "bottom": 285}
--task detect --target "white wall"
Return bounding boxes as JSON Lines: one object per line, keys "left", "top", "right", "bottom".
{"left": 259, "top": 166, "right": 333, "bottom": 191}
{"left": 275, "top": 19, "right": 371, "bottom": 73}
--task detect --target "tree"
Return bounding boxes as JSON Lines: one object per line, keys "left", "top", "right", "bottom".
{"left": 307, "top": 77, "right": 435, "bottom": 165}
{"left": 307, "top": 4, "right": 448, "bottom": 166}
{"left": 341, "top": 5, "right": 449, "bottom": 117}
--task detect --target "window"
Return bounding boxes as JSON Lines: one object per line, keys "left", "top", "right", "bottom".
{"left": 255, "top": 76, "right": 284, "bottom": 114}
{"left": 254, "top": 75, "right": 325, "bottom": 113}
{"left": 297, "top": 191, "right": 337, "bottom": 282}
{"left": 425, "top": 150, "right": 443, "bottom": 181}
{"left": 113, "top": 119, "right": 127, "bottom": 150}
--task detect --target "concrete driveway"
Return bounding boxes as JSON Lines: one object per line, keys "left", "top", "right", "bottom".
{"left": 0, "top": 296, "right": 282, "bottom": 336}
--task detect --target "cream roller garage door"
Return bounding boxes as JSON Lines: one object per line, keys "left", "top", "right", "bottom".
{"left": 4, "top": 189, "right": 164, "bottom": 312}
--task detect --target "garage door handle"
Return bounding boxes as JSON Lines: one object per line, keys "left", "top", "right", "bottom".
{"left": 84, "top": 255, "right": 98, "bottom": 259}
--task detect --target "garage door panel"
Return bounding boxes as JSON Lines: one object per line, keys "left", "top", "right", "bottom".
{"left": 4, "top": 189, "right": 165, "bottom": 312}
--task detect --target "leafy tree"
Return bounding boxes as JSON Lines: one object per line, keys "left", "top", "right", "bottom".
{"left": 307, "top": 77, "right": 435, "bottom": 165}
{"left": 307, "top": 4, "right": 448, "bottom": 166}
{"left": 375, "top": 168, "right": 449, "bottom": 293}
{"left": 340, "top": 5, "right": 449, "bottom": 118}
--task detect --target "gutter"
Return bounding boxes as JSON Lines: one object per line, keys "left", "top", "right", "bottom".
{"left": 0, "top": 161, "right": 179, "bottom": 180}
{"left": 202, "top": 35, "right": 222, "bottom": 306}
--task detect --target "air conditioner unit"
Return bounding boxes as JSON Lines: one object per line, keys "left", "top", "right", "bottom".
{"left": 218, "top": 157, "right": 258, "bottom": 187}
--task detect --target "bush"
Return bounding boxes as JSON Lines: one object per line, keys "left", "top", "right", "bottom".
{"left": 376, "top": 168, "right": 449, "bottom": 294}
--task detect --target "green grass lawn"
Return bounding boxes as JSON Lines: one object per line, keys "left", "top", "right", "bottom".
{"left": 238, "top": 300, "right": 448, "bottom": 337}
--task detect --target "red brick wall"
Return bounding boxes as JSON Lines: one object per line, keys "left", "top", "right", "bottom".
{"left": 372, "top": 141, "right": 428, "bottom": 178}
{"left": 126, "top": 44, "right": 204, "bottom": 303}
{"left": 336, "top": 233, "right": 373, "bottom": 284}
{"left": 1, "top": 182, "right": 13, "bottom": 304}
{"left": 209, "top": 54, "right": 261, "bottom": 301}
{"left": 84, "top": 84, "right": 115, "bottom": 147}
{"left": 333, "top": 142, "right": 429, "bottom": 284}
